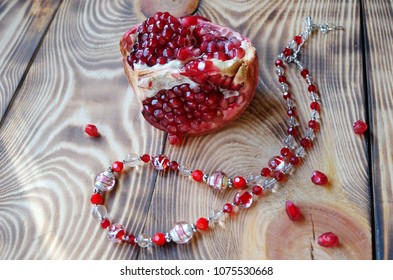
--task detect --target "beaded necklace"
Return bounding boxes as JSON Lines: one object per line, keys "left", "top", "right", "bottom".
{"left": 90, "top": 17, "right": 343, "bottom": 248}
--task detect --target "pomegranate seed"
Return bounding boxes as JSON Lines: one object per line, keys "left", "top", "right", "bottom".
{"left": 261, "top": 167, "right": 271, "bottom": 177}
{"left": 152, "top": 232, "right": 166, "bottom": 246}
{"left": 100, "top": 218, "right": 110, "bottom": 229}
{"left": 275, "top": 171, "right": 285, "bottom": 181}
{"left": 90, "top": 193, "right": 103, "bottom": 204}
{"left": 140, "top": 154, "right": 151, "bottom": 162}
{"left": 223, "top": 203, "right": 233, "bottom": 213}
{"left": 233, "top": 176, "right": 247, "bottom": 189}
{"left": 311, "top": 170, "right": 328, "bottom": 185}
{"left": 252, "top": 185, "right": 263, "bottom": 196}
{"left": 192, "top": 170, "right": 204, "bottom": 182}
{"left": 84, "top": 124, "right": 99, "bottom": 137}
{"left": 317, "top": 232, "right": 339, "bottom": 247}
{"left": 195, "top": 217, "right": 209, "bottom": 230}
{"left": 283, "top": 47, "right": 292, "bottom": 57}
{"left": 176, "top": 47, "right": 190, "bottom": 60}
{"left": 294, "top": 35, "right": 303, "bottom": 45}
{"left": 353, "top": 120, "right": 368, "bottom": 134}
{"left": 112, "top": 161, "right": 124, "bottom": 173}
{"left": 168, "top": 133, "right": 182, "bottom": 145}
{"left": 300, "top": 138, "right": 312, "bottom": 148}
{"left": 280, "top": 147, "right": 292, "bottom": 157}
{"left": 308, "top": 84, "right": 317, "bottom": 92}
{"left": 300, "top": 69, "right": 309, "bottom": 78}
{"left": 275, "top": 59, "right": 284, "bottom": 67}
{"left": 285, "top": 201, "right": 302, "bottom": 221}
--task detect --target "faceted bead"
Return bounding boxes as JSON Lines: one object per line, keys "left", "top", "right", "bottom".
{"left": 300, "top": 138, "right": 312, "bottom": 148}
{"left": 310, "top": 92, "right": 320, "bottom": 102}
{"left": 152, "top": 232, "right": 166, "bottom": 246}
{"left": 247, "top": 174, "right": 262, "bottom": 185}
{"left": 223, "top": 203, "right": 233, "bottom": 213}
{"left": 278, "top": 75, "right": 287, "bottom": 83}
{"left": 280, "top": 147, "right": 292, "bottom": 157}
{"left": 280, "top": 83, "right": 289, "bottom": 92}
{"left": 311, "top": 170, "right": 328, "bottom": 185}
{"left": 209, "top": 209, "right": 225, "bottom": 223}
{"left": 84, "top": 124, "right": 99, "bottom": 137}
{"left": 300, "top": 69, "right": 309, "bottom": 78}
{"left": 195, "top": 217, "right": 209, "bottom": 230}
{"left": 284, "top": 135, "right": 295, "bottom": 148}
{"left": 289, "top": 156, "right": 300, "bottom": 165}
{"left": 317, "top": 232, "right": 339, "bottom": 247}
{"left": 169, "top": 222, "right": 193, "bottom": 244}
{"left": 296, "top": 146, "right": 306, "bottom": 157}
{"left": 268, "top": 156, "right": 287, "bottom": 172}
{"left": 101, "top": 218, "right": 110, "bottom": 229}
{"left": 107, "top": 223, "right": 125, "bottom": 243}
{"left": 294, "top": 35, "right": 303, "bottom": 45}
{"left": 310, "top": 110, "right": 320, "bottom": 120}
{"left": 112, "top": 161, "right": 124, "bottom": 173}
{"left": 263, "top": 178, "right": 277, "bottom": 190}
{"left": 234, "top": 191, "right": 253, "bottom": 208}
{"left": 252, "top": 185, "right": 263, "bottom": 196}
{"left": 286, "top": 98, "right": 294, "bottom": 108}
{"left": 308, "top": 84, "right": 317, "bottom": 92}
{"left": 261, "top": 167, "right": 271, "bottom": 177}
{"left": 275, "top": 66, "right": 284, "bottom": 76}
{"left": 208, "top": 171, "right": 229, "bottom": 191}
{"left": 275, "top": 59, "right": 284, "bottom": 67}
{"left": 233, "top": 176, "right": 247, "bottom": 189}
{"left": 353, "top": 120, "right": 368, "bottom": 134}
{"left": 152, "top": 155, "right": 169, "bottom": 170}
{"left": 191, "top": 170, "right": 204, "bottom": 182}
{"left": 286, "top": 201, "right": 302, "bottom": 221}
{"left": 136, "top": 233, "right": 152, "bottom": 248}
{"left": 169, "top": 161, "right": 179, "bottom": 170}
{"left": 283, "top": 163, "right": 294, "bottom": 174}
{"left": 275, "top": 171, "right": 285, "bottom": 181}
{"left": 92, "top": 205, "right": 107, "bottom": 221}
{"left": 283, "top": 47, "right": 292, "bottom": 57}
{"left": 305, "top": 127, "right": 315, "bottom": 139}
{"left": 288, "top": 40, "right": 298, "bottom": 50}
{"left": 288, "top": 116, "right": 297, "bottom": 127}
{"left": 95, "top": 170, "right": 116, "bottom": 192}
{"left": 178, "top": 166, "right": 191, "bottom": 176}
{"left": 140, "top": 154, "right": 151, "bottom": 163}
{"left": 306, "top": 76, "right": 313, "bottom": 84}
{"left": 310, "top": 101, "right": 320, "bottom": 111}
{"left": 90, "top": 193, "right": 103, "bottom": 204}
{"left": 125, "top": 234, "right": 136, "bottom": 245}
{"left": 124, "top": 153, "right": 142, "bottom": 167}
{"left": 283, "top": 91, "right": 292, "bottom": 100}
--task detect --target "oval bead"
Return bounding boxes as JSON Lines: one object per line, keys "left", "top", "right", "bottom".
{"left": 169, "top": 222, "right": 193, "bottom": 244}
{"left": 268, "top": 156, "right": 287, "bottom": 172}
{"left": 107, "top": 223, "right": 125, "bottom": 243}
{"left": 124, "top": 153, "right": 142, "bottom": 167}
{"left": 151, "top": 155, "right": 169, "bottom": 171}
{"left": 208, "top": 171, "right": 229, "bottom": 191}
{"left": 136, "top": 234, "right": 152, "bottom": 248}
{"left": 92, "top": 205, "right": 107, "bottom": 221}
{"left": 95, "top": 170, "right": 116, "bottom": 192}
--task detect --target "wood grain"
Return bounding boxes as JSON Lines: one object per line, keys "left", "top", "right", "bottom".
{"left": 0, "top": 0, "right": 372, "bottom": 259}
{"left": 0, "top": 0, "right": 61, "bottom": 120}
{"left": 362, "top": 0, "right": 393, "bottom": 259}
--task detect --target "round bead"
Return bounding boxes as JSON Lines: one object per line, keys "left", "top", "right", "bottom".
{"left": 191, "top": 170, "right": 204, "bottom": 182}
{"left": 261, "top": 167, "right": 271, "bottom": 177}
{"left": 152, "top": 232, "right": 166, "bottom": 246}
{"left": 169, "top": 161, "right": 179, "bottom": 170}
{"left": 233, "top": 176, "right": 247, "bottom": 189}
{"left": 169, "top": 222, "right": 193, "bottom": 244}
{"left": 287, "top": 108, "right": 296, "bottom": 117}
{"left": 287, "top": 126, "right": 298, "bottom": 135}
{"left": 294, "top": 35, "right": 303, "bottom": 45}
{"left": 136, "top": 234, "right": 152, "bottom": 248}
{"left": 310, "top": 101, "right": 320, "bottom": 111}
{"left": 95, "top": 170, "right": 116, "bottom": 192}
{"left": 84, "top": 124, "right": 99, "bottom": 137}
{"left": 289, "top": 156, "right": 300, "bottom": 165}
{"left": 308, "top": 120, "right": 318, "bottom": 129}
{"left": 268, "top": 156, "right": 287, "bottom": 172}
{"left": 151, "top": 155, "right": 169, "bottom": 170}
{"left": 280, "top": 147, "right": 292, "bottom": 157}
{"left": 234, "top": 191, "right": 253, "bottom": 208}
{"left": 283, "top": 47, "right": 292, "bottom": 57}
{"left": 92, "top": 205, "right": 107, "bottom": 221}
{"left": 112, "top": 161, "right": 124, "bottom": 173}
{"left": 101, "top": 218, "right": 110, "bottom": 229}
{"left": 300, "top": 69, "right": 309, "bottom": 78}
{"left": 353, "top": 120, "right": 368, "bottom": 134}
{"left": 223, "top": 203, "right": 233, "bottom": 213}
{"left": 107, "top": 223, "right": 125, "bottom": 243}
{"left": 195, "top": 218, "right": 209, "bottom": 231}
{"left": 275, "top": 59, "right": 284, "bottom": 67}
{"left": 208, "top": 171, "right": 229, "bottom": 191}
{"left": 90, "top": 193, "right": 103, "bottom": 204}
{"left": 308, "top": 84, "right": 317, "bottom": 92}
{"left": 283, "top": 91, "right": 292, "bottom": 100}
{"left": 126, "top": 234, "right": 136, "bottom": 245}
{"left": 278, "top": 76, "right": 287, "bottom": 83}
{"left": 300, "top": 138, "right": 312, "bottom": 148}
{"left": 275, "top": 171, "right": 285, "bottom": 181}
{"left": 140, "top": 154, "right": 151, "bottom": 163}
{"left": 252, "top": 185, "right": 263, "bottom": 196}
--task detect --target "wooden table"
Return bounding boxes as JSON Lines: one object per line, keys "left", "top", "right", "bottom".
{"left": 0, "top": 0, "right": 392, "bottom": 260}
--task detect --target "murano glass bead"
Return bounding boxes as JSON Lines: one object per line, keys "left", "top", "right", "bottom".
{"left": 92, "top": 205, "right": 107, "bottom": 221}
{"left": 95, "top": 170, "right": 116, "bottom": 192}
{"left": 136, "top": 234, "right": 152, "bottom": 248}
{"left": 107, "top": 223, "right": 125, "bottom": 243}
{"left": 208, "top": 171, "right": 229, "bottom": 191}
{"left": 268, "top": 156, "right": 287, "bottom": 172}
{"left": 234, "top": 191, "right": 253, "bottom": 208}
{"left": 152, "top": 155, "right": 169, "bottom": 170}
{"left": 169, "top": 222, "right": 193, "bottom": 244}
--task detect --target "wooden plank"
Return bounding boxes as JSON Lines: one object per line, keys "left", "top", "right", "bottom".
{"left": 0, "top": 0, "right": 61, "bottom": 120}
{"left": 362, "top": 0, "right": 393, "bottom": 259}
{"left": 0, "top": 0, "right": 371, "bottom": 259}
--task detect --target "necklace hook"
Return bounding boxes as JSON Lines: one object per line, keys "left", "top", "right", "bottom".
{"left": 305, "top": 16, "right": 344, "bottom": 34}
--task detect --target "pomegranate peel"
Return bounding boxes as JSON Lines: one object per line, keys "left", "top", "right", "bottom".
{"left": 120, "top": 12, "right": 258, "bottom": 144}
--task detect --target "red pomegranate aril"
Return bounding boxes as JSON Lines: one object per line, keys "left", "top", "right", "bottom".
{"left": 223, "top": 203, "right": 233, "bottom": 213}
{"left": 285, "top": 201, "right": 302, "bottom": 221}
{"left": 84, "top": 124, "right": 99, "bottom": 137}
{"left": 176, "top": 47, "right": 190, "bottom": 60}
{"left": 353, "top": 120, "right": 368, "bottom": 134}
{"left": 311, "top": 170, "right": 328, "bottom": 185}
{"left": 275, "top": 59, "right": 284, "bottom": 67}
{"left": 308, "top": 84, "right": 317, "bottom": 92}
{"left": 192, "top": 170, "right": 204, "bottom": 182}
{"left": 112, "top": 161, "right": 124, "bottom": 173}
{"left": 294, "top": 35, "right": 303, "bottom": 45}
{"left": 233, "top": 176, "right": 247, "bottom": 189}
{"left": 300, "top": 138, "right": 312, "bottom": 148}
{"left": 280, "top": 147, "right": 292, "bottom": 157}
{"left": 261, "top": 167, "right": 271, "bottom": 177}
{"left": 152, "top": 232, "right": 166, "bottom": 246}
{"left": 195, "top": 217, "right": 209, "bottom": 230}
{"left": 91, "top": 193, "right": 104, "bottom": 205}
{"left": 168, "top": 133, "right": 182, "bottom": 145}
{"left": 101, "top": 218, "right": 110, "bottom": 229}
{"left": 317, "top": 232, "right": 339, "bottom": 247}
{"left": 140, "top": 154, "right": 151, "bottom": 163}
{"left": 252, "top": 185, "right": 263, "bottom": 196}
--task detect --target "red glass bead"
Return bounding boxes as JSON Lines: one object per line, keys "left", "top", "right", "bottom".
{"left": 300, "top": 138, "right": 312, "bottom": 148}
{"left": 234, "top": 191, "right": 253, "bottom": 208}
{"left": 192, "top": 170, "right": 204, "bottom": 182}
{"left": 278, "top": 76, "right": 287, "bottom": 83}
{"left": 261, "top": 167, "right": 271, "bottom": 177}
{"left": 275, "top": 171, "right": 285, "bottom": 181}
{"left": 290, "top": 156, "right": 300, "bottom": 165}
{"left": 169, "top": 161, "right": 179, "bottom": 170}
{"left": 101, "top": 218, "right": 110, "bottom": 229}
{"left": 112, "top": 161, "right": 124, "bottom": 173}
{"left": 287, "top": 126, "right": 298, "bottom": 135}
{"left": 252, "top": 185, "right": 263, "bottom": 196}
{"left": 353, "top": 120, "right": 368, "bottom": 135}
{"left": 195, "top": 217, "right": 209, "bottom": 230}
{"left": 308, "top": 120, "right": 318, "bottom": 129}
{"left": 84, "top": 124, "right": 99, "bottom": 137}
{"left": 283, "top": 47, "right": 292, "bottom": 57}
{"left": 300, "top": 69, "right": 309, "bottom": 78}
{"left": 311, "top": 170, "right": 328, "bottom": 185}
{"left": 310, "top": 101, "right": 320, "bottom": 111}
{"left": 126, "top": 234, "right": 136, "bottom": 245}
{"left": 223, "top": 203, "right": 233, "bottom": 213}
{"left": 308, "top": 84, "right": 317, "bottom": 92}
{"left": 287, "top": 108, "right": 297, "bottom": 117}
{"left": 275, "top": 59, "right": 284, "bottom": 67}
{"left": 233, "top": 176, "right": 247, "bottom": 189}
{"left": 283, "top": 91, "right": 292, "bottom": 100}
{"left": 90, "top": 193, "right": 103, "bottom": 204}
{"left": 116, "top": 230, "right": 125, "bottom": 241}
{"left": 268, "top": 156, "right": 286, "bottom": 171}
{"left": 152, "top": 232, "right": 166, "bottom": 246}
{"left": 317, "top": 232, "right": 339, "bottom": 247}
{"left": 294, "top": 35, "right": 303, "bottom": 45}
{"left": 280, "top": 147, "right": 291, "bottom": 157}
{"left": 140, "top": 154, "right": 151, "bottom": 163}
{"left": 285, "top": 201, "right": 302, "bottom": 221}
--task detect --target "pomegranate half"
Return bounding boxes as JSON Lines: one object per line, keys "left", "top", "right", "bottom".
{"left": 120, "top": 12, "right": 258, "bottom": 144}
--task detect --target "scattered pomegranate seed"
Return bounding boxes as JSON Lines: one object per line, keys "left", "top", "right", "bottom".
{"left": 112, "top": 161, "right": 124, "bottom": 173}
{"left": 90, "top": 193, "right": 104, "bottom": 205}
{"left": 84, "top": 124, "right": 99, "bottom": 137}
{"left": 285, "top": 201, "right": 302, "bottom": 221}
{"left": 192, "top": 170, "right": 204, "bottom": 182}
{"left": 311, "top": 170, "right": 328, "bottom": 185}
{"left": 152, "top": 232, "right": 166, "bottom": 246}
{"left": 353, "top": 120, "right": 368, "bottom": 135}
{"left": 233, "top": 176, "right": 247, "bottom": 189}
{"left": 317, "top": 232, "right": 339, "bottom": 247}
{"left": 195, "top": 217, "right": 209, "bottom": 230}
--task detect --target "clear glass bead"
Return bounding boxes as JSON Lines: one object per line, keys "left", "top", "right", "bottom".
{"left": 275, "top": 66, "right": 284, "bottom": 76}
{"left": 296, "top": 61, "right": 305, "bottom": 70}
{"left": 247, "top": 174, "right": 262, "bottom": 185}
{"left": 234, "top": 191, "right": 253, "bottom": 209}
{"left": 277, "top": 53, "right": 284, "bottom": 60}
{"left": 288, "top": 40, "right": 298, "bottom": 50}
{"left": 310, "top": 110, "right": 320, "bottom": 120}
{"left": 310, "top": 92, "right": 319, "bottom": 101}
{"left": 208, "top": 171, "right": 229, "bottom": 191}
{"left": 305, "top": 127, "right": 315, "bottom": 139}
{"left": 107, "top": 223, "right": 125, "bottom": 243}
{"left": 263, "top": 178, "right": 277, "bottom": 190}
{"left": 306, "top": 75, "right": 313, "bottom": 84}
{"left": 282, "top": 163, "right": 294, "bottom": 175}
{"left": 124, "top": 153, "right": 142, "bottom": 167}
{"left": 136, "top": 234, "right": 152, "bottom": 248}
{"left": 178, "top": 166, "right": 191, "bottom": 176}
{"left": 288, "top": 116, "right": 297, "bottom": 127}
{"left": 286, "top": 98, "right": 294, "bottom": 108}
{"left": 209, "top": 210, "right": 225, "bottom": 223}
{"left": 169, "top": 222, "right": 193, "bottom": 244}
{"left": 284, "top": 135, "right": 295, "bottom": 148}
{"left": 95, "top": 170, "right": 116, "bottom": 192}
{"left": 280, "top": 83, "right": 289, "bottom": 92}
{"left": 296, "top": 146, "right": 306, "bottom": 158}
{"left": 92, "top": 205, "right": 107, "bottom": 221}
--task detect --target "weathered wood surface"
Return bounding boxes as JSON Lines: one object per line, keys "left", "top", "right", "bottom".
{"left": 0, "top": 0, "right": 383, "bottom": 259}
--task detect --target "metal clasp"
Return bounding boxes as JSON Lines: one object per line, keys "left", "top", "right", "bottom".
{"left": 305, "top": 16, "right": 344, "bottom": 34}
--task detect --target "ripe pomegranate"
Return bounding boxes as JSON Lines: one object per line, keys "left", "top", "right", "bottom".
{"left": 120, "top": 12, "right": 258, "bottom": 144}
